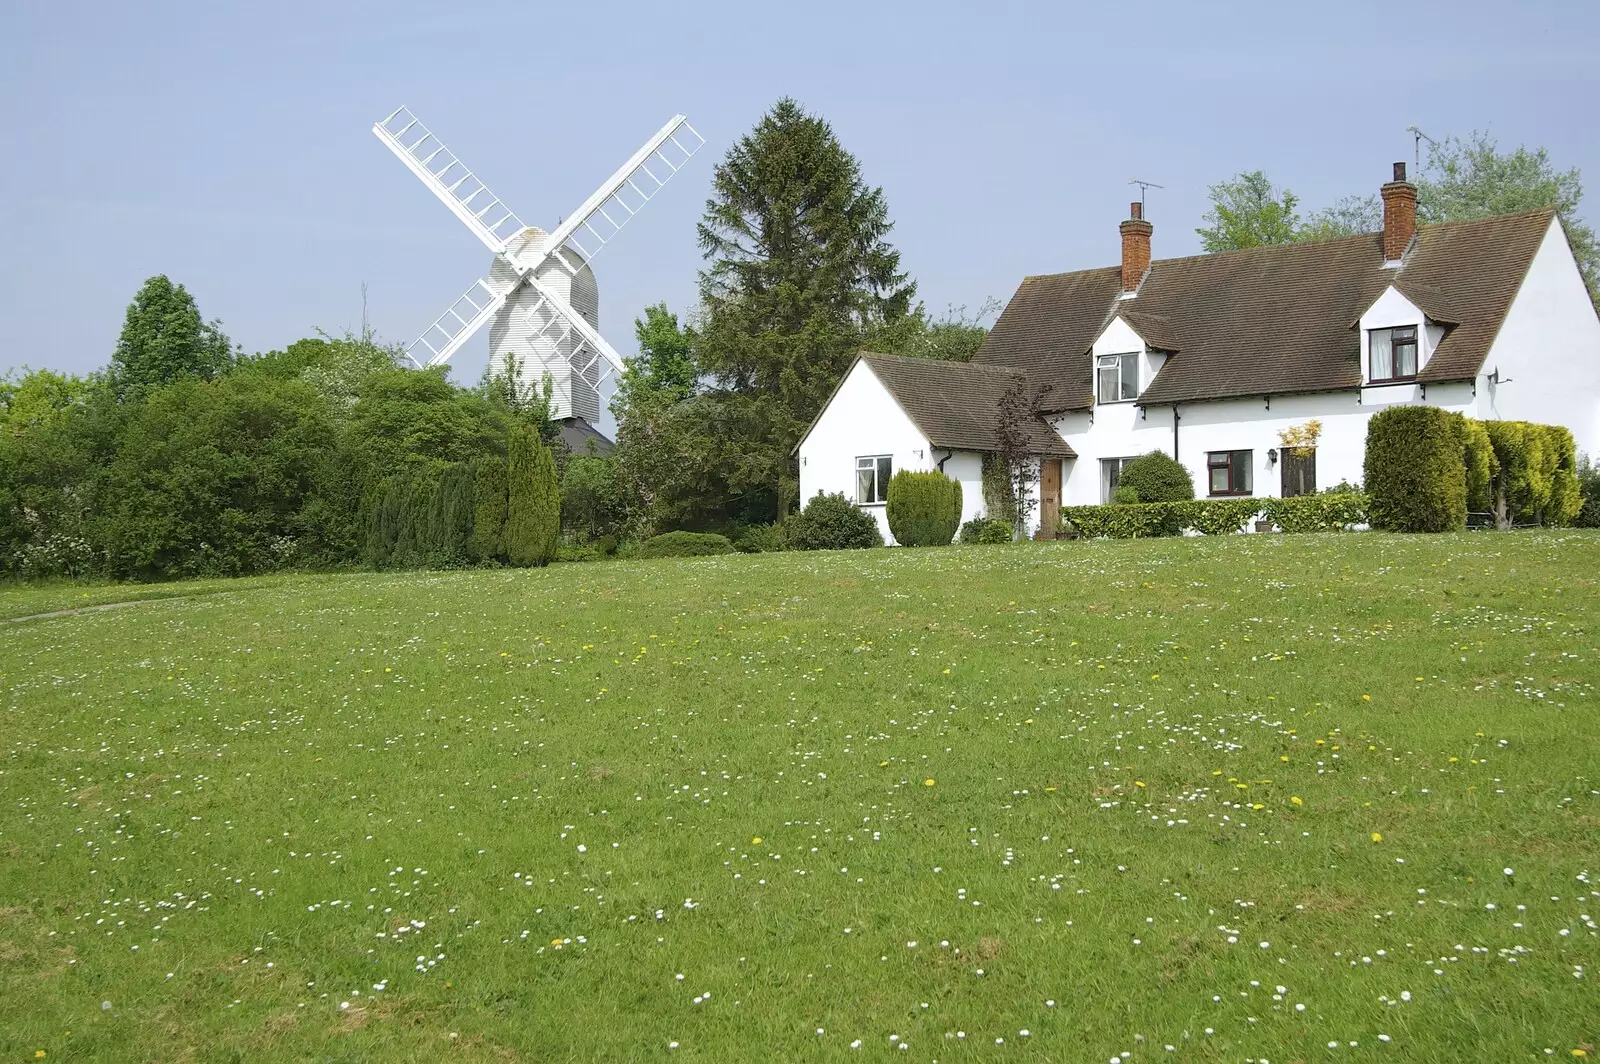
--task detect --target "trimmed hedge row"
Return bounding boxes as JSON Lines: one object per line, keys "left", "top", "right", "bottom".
{"left": 1060, "top": 493, "right": 1368, "bottom": 539}
{"left": 635, "top": 531, "right": 735, "bottom": 559}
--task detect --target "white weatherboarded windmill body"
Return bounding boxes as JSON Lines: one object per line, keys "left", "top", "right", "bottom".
{"left": 372, "top": 107, "right": 705, "bottom": 429}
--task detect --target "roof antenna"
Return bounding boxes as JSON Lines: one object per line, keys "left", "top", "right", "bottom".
{"left": 1405, "top": 125, "right": 1437, "bottom": 174}
{"left": 1129, "top": 178, "right": 1164, "bottom": 210}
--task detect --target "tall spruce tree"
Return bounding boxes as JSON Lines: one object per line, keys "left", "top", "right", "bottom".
{"left": 503, "top": 426, "right": 559, "bottom": 567}
{"left": 695, "top": 98, "right": 915, "bottom": 516}
{"left": 109, "top": 275, "right": 234, "bottom": 398}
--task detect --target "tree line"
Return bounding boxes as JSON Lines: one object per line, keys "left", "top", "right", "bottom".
{"left": 4, "top": 104, "right": 1596, "bottom": 580}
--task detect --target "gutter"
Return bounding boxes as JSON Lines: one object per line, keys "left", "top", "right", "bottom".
{"left": 1172, "top": 405, "right": 1180, "bottom": 462}
{"left": 936, "top": 449, "right": 953, "bottom": 473}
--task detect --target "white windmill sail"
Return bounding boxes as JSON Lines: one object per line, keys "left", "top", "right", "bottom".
{"left": 373, "top": 106, "right": 705, "bottom": 420}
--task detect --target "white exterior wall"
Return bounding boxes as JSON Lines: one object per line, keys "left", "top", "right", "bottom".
{"left": 796, "top": 361, "right": 930, "bottom": 544}
{"left": 1359, "top": 286, "right": 1440, "bottom": 381}
{"left": 1476, "top": 216, "right": 1600, "bottom": 456}
{"left": 939, "top": 450, "right": 987, "bottom": 530}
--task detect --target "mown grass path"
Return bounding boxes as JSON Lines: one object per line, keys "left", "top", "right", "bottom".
{"left": 2, "top": 532, "right": 1596, "bottom": 1061}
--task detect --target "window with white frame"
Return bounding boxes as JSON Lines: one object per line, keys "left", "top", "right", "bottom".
{"left": 1096, "top": 353, "right": 1139, "bottom": 403}
{"left": 856, "top": 455, "right": 892, "bottom": 504}
{"left": 1368, "top": 325, "right": 1418, "bottom": 383}
{"left": 1100, "top": 457, "right": 1138, "bottom": 502}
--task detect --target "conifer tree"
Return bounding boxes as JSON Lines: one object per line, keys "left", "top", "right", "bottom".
{"left": 469, "top": 456, "right": 508, "bottom": 563}
{"left": 504, "top": 426, "right": 560, "bottom": 567}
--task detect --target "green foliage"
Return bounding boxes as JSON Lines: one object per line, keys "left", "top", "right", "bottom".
{"left": 868, "top": 300, "right": 1000, "bottom": 363}
{"left": 1297, "top": 196, "right": 1383, "bottom": 242}
{"left": 885, "top": 470, "right": 962, "bottom": 547}
{"left": 1462, "top": 418, "right": 1497, "bottom": 512}
{"left": 1110, "top": 486, "right": 1141, "bottom": 505}
{"left": 733, "top": 523, "right": 788, "bottom": 553}
{"left": 1482, "top": 420, "right": 1582, "bottom": 527}
{"left": 504, "top": 427, "right": 560, "bottom": 567}
{"left": 960, "top": 517, "right": 1015, "bottom": 544}
{"left": 109, "top": 275, "right": 234, "bottom": 399}
{"left": 1196, "top": 171, "right": 1302, "bottom": 252}
{"left": 619, "top": 303, "right": 698, "bottom": 403}
{"left": 1117, "top": 450, "right": 1195, "bottom": 503}
{"left": 636, "top": 531, "right": 736, "bottom": 559}
{"left": 561, "top": 455, "right": 624, "bottom": 540}
{"left": 427, "top": 463, "right": 476, "bottom": 567}
{"left": 1363, "top": 406, "right": 1467, "bottom": 533}
{"left": 468, "top": 456, "right": 508, "bottom": 564}
{"left": 695, "top": 97, "right": 915, "bottom": 519}
{"left": 1576, "top": 455, "right": 1600, "bottom": 528}
{"left": 786, "top": 492, "right": 884, "bottom": 551}
{"left": 980, "top": 454, "right": 1017, "bottom": 526}
{"left": 1061, "top": 494, "right": 1369, "bottom": 539}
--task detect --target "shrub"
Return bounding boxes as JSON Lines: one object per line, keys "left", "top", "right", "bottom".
{"left": 1260, "top": 492, "right": 1369, "bottom": 532}
{"left": 561, "top": 454, "right": 624, "bottom": 539}
{"left": 960, "top": 517, "right": 1014, "bottom": 544}
{"left": 1110, "top": 486, "right": 1141, "bottom": 505}
{"left": 1117, "top": 450, "right": 1195, "bottom": 503}
{"left": 425, "top": 463, "right": 476, "bottom": 566}
{"left": 787, "top": 493, "right": 884, "bottom": 551}
{"left": 636, "top": 531, "right": 735, "bottom": 559}
{"left": 468, "top": 455, "right": 507, "bottom": 563}
{"left": 1363, "top": 406, "right": 1466, "bottom": 532}
{"left": 1577, "top": 454, "right": 1600, "bottom": 528}
{"left": 1187, "top": 498, "right": 1260, "bottom": 536}
{"left": 1062, "top": 502, "right": 1193, "bottom": 538}
{"left": 1462, "top": 419, "right": 1496, "bottom": 513}
{"left": 734, "top": 523, "right": 787, "bottom": 553}
{"left": 504, "top": 426, "right": 560, "bottom": 567}
{"left": 1482, "top": 421, "right": 1582, "bottom": 527}
{"left": 885, "top": 470, "right": 962, "bottom": 547}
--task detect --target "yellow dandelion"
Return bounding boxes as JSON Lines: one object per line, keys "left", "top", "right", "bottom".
{"left": 1134, "top": 781, "right": 1146, "bottom": 789}
{"left": 1448, "top": 756, "right": 1459, "bottom": 763}
{"left": 1290, "top": 796, "right": 1304, "bottom": 806}
{"left": 879, "top": 761, "right": 889, "bottom": 767}
{"left": 1361, "top": 694, "right": 1371, "bottom": 701}
{"left": 942, "top": 668, "right": 952, "bottom": 675}
{"left": 37, "top": 1053, "right": 47, "bottom": 1060}
{"left": 1280, "top": 756, "right": 1290, "bottom": 763}
{"left": 1371, "top": 832, "right": 1383, "bottom": 843}
{"left": 1212, "top": 770, "right": 1223, "bottom": 777}
{"left": 924, "top": 778, "right": 936, "bottom": 787}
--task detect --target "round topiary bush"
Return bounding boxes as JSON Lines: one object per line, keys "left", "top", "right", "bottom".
{"left": 635, "top": 531, "right": 735, "bottom": 559}
{"left": 1363, "top": 406, "right": 1466, "bottom": 532}
{"left": 787, "top": 493, "right": 884, "bottom": 551}
{"left": 1117, "top": 451, "right": 1194, "bottom": 503}
{"left": 886, "top": 470, "right": 962, "bottom": 546}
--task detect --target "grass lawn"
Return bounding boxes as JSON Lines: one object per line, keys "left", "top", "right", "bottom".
{"left": 1, "top": 532, "right": 1596, "bottom": 1062}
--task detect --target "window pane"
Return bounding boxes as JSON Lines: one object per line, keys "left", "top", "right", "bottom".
{"left": 1371, "top": 329, "right": 1394, "bottom": 379}
{"left": 876, "top": 457, "right": 892, "bottom": 502}
{"left": 1395, "top": 334, "right": 1417, "bottom": 377}
{"left": 1097, "top": 363, "right": 1118, "bottom": 403}
{"left": 1234, "top": 451, "right": 1252, "bottom": 493}
{"left": 1210, "top": 466, "right": 1230, "bottom": 494}
{"left": 857, "top": 467, "right": 874, "bottom": 502}
{"left": 1119, "top": 354, "right": 1138, "bottom": 400}
{"left": 1102, "top": 459, "right": 1121, "bottom": 502}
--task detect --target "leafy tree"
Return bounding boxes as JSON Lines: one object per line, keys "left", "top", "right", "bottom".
{"left": 1195, "top": 171, "right": 1302, "bottom": 252}
{"left": 620, "top": 303, "right": 698, "bottom": 402}
{"left": 869, "top": 300, "right": 1001, "bottom": 362}
{"left": 1298, "top": 195, "right": 1383, "bottom": 242}
{"left": 991, "top": 378, "right": 1052, "bottom": 538}
{"left": 0, "top": 368, "right": 101, "bottom": 576}
{"left": 504, "top": 426, "right": 559, "bottom": 567}
{"left": 109, "top": 275, "right": 234, "bottom": 398}
{"left": 561, "top": 454, "right": 624, "bottom": 539}
{"left": 695, "top": 97, "right": 915, "bottom": 517}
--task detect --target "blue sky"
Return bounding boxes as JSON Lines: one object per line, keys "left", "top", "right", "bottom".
{"left": 2, "top": 0, "right": 1596, "bottom": 387}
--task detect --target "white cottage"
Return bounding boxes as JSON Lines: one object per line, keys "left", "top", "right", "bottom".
{"left": 798, "top": 163, "right": 1600, "bottom": 541}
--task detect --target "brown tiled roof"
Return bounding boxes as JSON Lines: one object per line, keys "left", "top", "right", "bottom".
{"left": 971, "top": 209, "right": 1558, "bottom": 409}
{"left": 857, "top": 352, "right": 1075, "bottom": 457}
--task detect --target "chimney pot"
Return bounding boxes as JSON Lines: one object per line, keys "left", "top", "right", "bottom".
{"left": 1380, "top": 162, "right": 1418, "bottom": 263}
{"left": 1130, "top": 201, "right": 1143, "bottom": 220}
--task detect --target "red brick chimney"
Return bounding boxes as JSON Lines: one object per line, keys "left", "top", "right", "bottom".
{"left": 1381, "top": 161, "right": 1417, "bottom": 263}
{"left": 1120, "top": 201, "right": 1153, "bottom": 292}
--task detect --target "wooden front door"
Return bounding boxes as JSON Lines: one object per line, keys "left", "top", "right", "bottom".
{"left": 1035, "top": 458, "right": 1061, "bottom": 540}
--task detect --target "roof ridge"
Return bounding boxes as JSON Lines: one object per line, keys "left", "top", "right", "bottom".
{"left": 860, "top": 350, "right": 1024, "bottom": 376}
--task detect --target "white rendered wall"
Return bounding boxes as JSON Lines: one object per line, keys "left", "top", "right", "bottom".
{"left": 1057, "top": 387, "right": 1476, "bottom": 506}
{"left": 1358, "top": 286, "right": 1441, "bottom": 381}
{"left": 1476, "top": 216, "right": 1600, "bottom": 457}
{"left": 797, "top": 361, "right": 930, "bottom": 544}
{"left": 939, "top": 450, "right": 987, "bottom": 531}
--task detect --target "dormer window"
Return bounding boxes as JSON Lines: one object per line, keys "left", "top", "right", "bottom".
{"left": 1369, "top": 325, "right": 1418, "bottom": 383}
{"left": 1096, "top": 353, "right": 1138, "bottom": 403}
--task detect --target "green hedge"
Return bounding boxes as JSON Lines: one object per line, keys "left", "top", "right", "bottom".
{"left": 635, "top": 531, "right": 735, "bottom": 559}
{"left": 960, "top": 517, "right": 1014, "bottom": 544}
{"left": 886, "top": 470, "right": 962, "bottom": 546}
{"left": 1364, "top": 406, "right": 1467, "bottom": 532}
{"left": 1060, "top": 493, "right": 1368, "bottom": 539}
{"left": 1117, "top": 451, "right": 1195, "bottom": 503}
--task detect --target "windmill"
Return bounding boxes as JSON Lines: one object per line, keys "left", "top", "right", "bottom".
{"left": 372, "top": 106, "right": 705, "bottom": 429}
